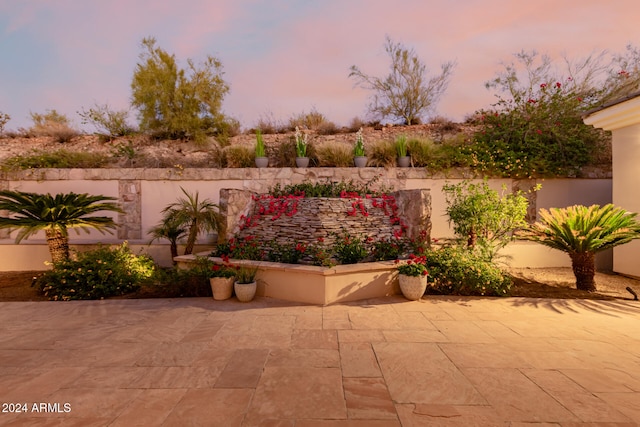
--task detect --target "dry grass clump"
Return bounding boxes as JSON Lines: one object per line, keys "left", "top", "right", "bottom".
{"left": 315, "top": 141, "right": 352, "bottom": 167}
{"left": 407, "top": 137, "right": 435, "bottom": 167}
{"left": 222, "top": 145, "right": 254, "bottom": 168}
{"left": 367, "top": 140, "right": 397, "bottom": 167}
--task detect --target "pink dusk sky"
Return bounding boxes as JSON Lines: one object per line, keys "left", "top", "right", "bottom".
{"left": 1, "top": 0, "right": 639, "bottom": 131}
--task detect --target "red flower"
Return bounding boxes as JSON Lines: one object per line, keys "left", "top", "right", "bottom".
{"left": 555, "top": 82, "right": 561, "bottom": 89}
{"left": 527, "top": 98, "right": 537, "bottom": 104}
{"left": 540, "top": 83, "right": 547, "bottom": 89}
{"left": 317, "top": 237, "right": 325, "bottom": 243}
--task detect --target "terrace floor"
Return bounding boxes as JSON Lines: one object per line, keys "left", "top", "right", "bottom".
{"left": 1, "top": 295, "right": 639, "bottom": 426}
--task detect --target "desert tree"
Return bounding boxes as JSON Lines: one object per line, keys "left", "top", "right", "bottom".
{"left": 0, "top": 190, "right": 123, "bottom": 263}
{"left": 130, "top": 37, "right": 230, "bottom": 142}
{"left": 349, "top": 36, "right": 456, "bottom": 125}
{"left": 0, "top": 111, "right": 9, "bottom": 134}
{"left": 521, "top": 204, "right": 640, "bottom": 292}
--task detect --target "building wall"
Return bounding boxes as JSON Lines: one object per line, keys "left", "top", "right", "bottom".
{"left": 0, "top": 168, "right": 612, "bottom": 271}
{"left": 612, "top": 124, "right": 640, "bottom": 277}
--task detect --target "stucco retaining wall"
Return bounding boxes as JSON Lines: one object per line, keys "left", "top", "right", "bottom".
{"left": 0, "top": 168, "right": 612, "bottom": 271}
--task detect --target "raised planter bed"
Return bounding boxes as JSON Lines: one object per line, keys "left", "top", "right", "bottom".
{"left": 175, "top": 253, "right": 400, "bottom": 305}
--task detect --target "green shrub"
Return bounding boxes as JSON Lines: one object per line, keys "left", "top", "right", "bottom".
{"left": 265, "top": 241, "right": 307, "bottom": 264}
{"left": 426, "top": 246, "right": 511, "bottom": 296}
{"left": 442, "top": 179, "right": 531, "bottom": 260}
{"left": 315, "top": 141, "right": 352, "bottom": 167}
{"left": 332, "top": 231, "right": 368, "bottom": 264}
{"left": 269, "top": 177, "right": 389, "bottom": 198}
{"left": 371, "top": 237, "right": 406, "bottom": 261}
{"left": 368, "top": 140, "right": 396, "bottom": 167}
{"left": 34, "top": 243, "right": 156, "bottom": 300}
{"left": 131, "top": 37, "right": 229, "bottom": 143}
{"left": 78, "top": 103, "right": 135, "bottom": 140}
{"left": 2, "top": 149, "right": 108, "bottom": 170}
{"left": 223, "top": 145, "right": 254, "bottom": 167}
{"left": 144, "top": 259, "right": 213, "bottom": 298}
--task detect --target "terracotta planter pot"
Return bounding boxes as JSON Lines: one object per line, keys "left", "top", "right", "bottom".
{"left": 255, "top": 157, "right": 269, "bottom": 168}
{"left": 398, "top": 274, "right": 427, "bottom": 301}
{"left": 234, "top": 281, "right": 257, "bottom": 302}
{"left": 295, "top": 157, "right": 309, "bottom": 168}
{"left": 210, "top": 277, "right": 234, "bottom": 300}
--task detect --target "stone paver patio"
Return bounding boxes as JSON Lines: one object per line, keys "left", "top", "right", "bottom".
{"left": 1, "top": 295, "right": 639, "bottom": 426}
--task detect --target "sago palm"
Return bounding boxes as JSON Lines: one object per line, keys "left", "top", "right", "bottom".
{"left": 162, "top": 187, "right": 221, "bottom": 255}
{"left": 521, "top": 204, "right": 640, "bottom": 291}
{"left": 0, "top": 190, "right": 123, "bottom": 263}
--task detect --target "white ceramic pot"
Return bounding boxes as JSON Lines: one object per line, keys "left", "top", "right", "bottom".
{"left": 398, "top": 274, "right": 427, "bottom": 301}
{"left": 234, "top": 281, "right": 257, "bottom": 302}
{"left": 210, "top": 277, "right": 234, "bottom": 300}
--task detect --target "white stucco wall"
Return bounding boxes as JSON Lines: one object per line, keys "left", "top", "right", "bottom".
{"left": 0, "top": 172, "right": 612, "bottom": 271}
{"left": 584, "top": 94, "right": 640, "bottom": 278}
{"left": 611, "top": 125, "right": 640, "bottom": 276}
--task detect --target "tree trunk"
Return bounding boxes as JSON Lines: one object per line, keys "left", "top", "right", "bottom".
{"left": 45, "top": 228, "right": 69, "bottom": 264}
{"left": 170, "top": 240, "right": 178, "bottom": 265}
{"left": 569, "top": 251, "right": 596, "bottom": 292}
{"left": 184, "top": 221, "right": 198, "bottom": 255}
{"left": 467, "top": 228, "right": 477, "bottom": 248}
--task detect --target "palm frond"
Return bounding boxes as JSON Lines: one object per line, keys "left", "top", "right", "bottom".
{"left": 521, "top": 204, "right": 640, "bottom": 254}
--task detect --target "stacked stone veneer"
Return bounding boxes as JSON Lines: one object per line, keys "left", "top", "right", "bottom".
{"left": 219, "top": 188, "right": 431, "bottom": 246}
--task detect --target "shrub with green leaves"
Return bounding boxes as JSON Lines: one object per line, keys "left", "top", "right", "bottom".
{"left": 426, "top": 246, "right": 511, "bottom": 296}
{"left": 265, "top": 241, "right": 307, "bottom": 264}
{"left": 130, "top": 37, "right": 230, "bottom": 143}
{"left": 34, "top": 243, "right": 156, "bottom": 300}
{"left": 78, "top": 103, "right": 135, "bottom": 140}
{"left": 372, "top": 237, "right": 406, "bottom": 261}
{"left": 443, "top": 179, "right": 532, "bottom": 260}
{"left": 472, "top": 50, "right": 610, "bottom": 177}
{"left": 331, "top": 231, "right": 368, "bottom": 264}
{"left": 2, "top": 149, "right": 108, "bottom": 171}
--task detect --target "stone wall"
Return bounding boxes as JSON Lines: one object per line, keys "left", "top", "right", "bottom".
{"left": 219, "top": 189, "right": 432, "bottom": 246}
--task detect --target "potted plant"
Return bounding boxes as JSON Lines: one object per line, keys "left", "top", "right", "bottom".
{"left": 395, "top": 254, "right": 428, "bottom": 300}
{"left": 254, "top": 129, "right": 268, "bottom": 168}
{"left": 395, "top": 134, "right": 410, "bottom": 167}
{"left": 233, "top": 264, "right": 259, "bottom": 302}
{"left": 208, "top": 263, "right": 236, "bottom": 300}
{"left": 353, "top": 127, "right": 367, "bottom": 167}
{"left": 294, "top": 126, "right": 309, "bottom": 168}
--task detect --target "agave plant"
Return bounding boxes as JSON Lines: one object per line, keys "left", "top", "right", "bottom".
{"left": 520, "top": 204, "right": 640, "bottom": 291}
{"left": 0, "top": 190, "right": 123, "bottom": 263}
